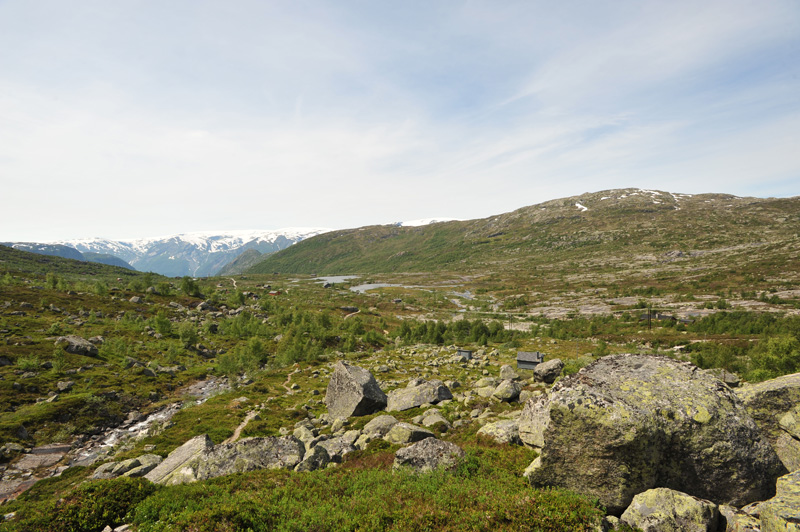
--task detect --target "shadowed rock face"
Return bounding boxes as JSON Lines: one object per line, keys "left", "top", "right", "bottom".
{"left": 386, "top": 380, "right": 452, "bottom": 412}
{"left": 519, "top": 354, "right": 785, "bottom": 515}
{"left": 325, "top": 361, "right": 387, "bottom": 420}
{"left": 735, "top": 373, "right": 800, "bottom": 472}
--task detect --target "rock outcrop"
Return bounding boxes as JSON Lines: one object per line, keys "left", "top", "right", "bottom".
{"left": 736, "top": 372, "right": 800, "bottom": 472}
{"left": 477, "top": 419, "right": 522, "bottom": 445}
{"left": 325, "top": 361, "right": 387, "bottom": 420}
{"left": 386, "top": 380, "right": 452, "bottom": 412}
{"left": 144, "top": 435, "right": 213, "bottom": 485}
{"left": 93, "top": 454, "right": 162, "bottom": 479}
{"left": 620, "top": 488, "right": 719, "bottom": 532}
{"left": 519, "top": 354, "right": 784, "bottom": 514}
{"left": 194, "top": 437, "right": 304, "bottom": 480}
{"left": 393, "top": 438, "right": 465, "bottom": 473}
{"left": 144, "top": 435, "right": 307, "bottom": 485}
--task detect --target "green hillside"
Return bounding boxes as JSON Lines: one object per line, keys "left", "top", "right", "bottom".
{"left": 247, "top": 189, "right": 800, "bottom": 294}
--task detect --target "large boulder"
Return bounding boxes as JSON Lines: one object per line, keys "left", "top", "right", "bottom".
{"left": 393, "top": 438, "right": 465, "bottom": 473}
{"left": 92, "top": 454, "right": 162, "bottom": 480}
{"left": 194, "top": 436, "right": 305, "bottom": 479}
{"left": 325, "top": 361, "right": 387, "bottom": 420}
{"left": 759, "top": 469, "right": 800, "bottom": 531}
{"left": 145, "top": 435, "right": 214, "bottom": 485}
{"left": 54, "top": 335, "right": 98, "bottom": 357}
{"left": 519, "top": 354, "right": 784, "bottom": 514}
{"left": 620, "top": 488, "right": 719, "bottom": 532}
{"left": 735, "top": 372, "right": 800, "bottom": 472}
{"left": 386, "top": 380, "right": 452, "bottom": 412}
{"left": 533, "top": 358, "right": 563, "bottom": 383}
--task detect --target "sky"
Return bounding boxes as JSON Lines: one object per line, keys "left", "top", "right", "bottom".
{"left": 1, "top": 0, "right": 799, "bottom": 241}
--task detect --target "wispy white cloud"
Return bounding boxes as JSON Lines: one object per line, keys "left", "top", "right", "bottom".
{"left": 0, "top": 0, "right": 798, "bottom": 240}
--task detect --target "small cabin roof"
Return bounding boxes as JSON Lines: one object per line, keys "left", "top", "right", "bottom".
{"left": 517, "top": 351, "right": 544, "bottom": 363}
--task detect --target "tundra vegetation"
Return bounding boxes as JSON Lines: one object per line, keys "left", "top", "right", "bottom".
{"left": 1, "top": 190, "right": 799, "bottom": 530}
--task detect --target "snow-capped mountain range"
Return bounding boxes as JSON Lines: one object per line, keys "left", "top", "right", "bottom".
{"left": 50, "top": 228, "right": 332, "bottom": 277}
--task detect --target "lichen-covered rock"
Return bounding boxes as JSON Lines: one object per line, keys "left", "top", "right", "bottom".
{"left": 736, "top": 372, "right": 800, "bottom": 472}
{"left": 393, "top": 438, "right": 465, "bottom": 473}
{"left": 54, "top": 335, "right": 98, "bottom": 357}
{"left": 386, "top": 380, "right": 452, "bottom": 412}
{"left": 620, "top": 488, "right": 719, "bottom": 532}
{"left": 144, "top": 435, "right": 214, "bottom": 485}
{"left": 384, "top": 422, "right": 435, "bottom": 445}
{"left": 499, "top": 365, "right": 518, "bottom": 381}
{"left": 493, "top": 380, "right": 522, "bottom": 402}
{"left": 325, "top": 361, "right": 387, "bottom": 420}
{"left": 362, "top": 415, "right": 399, "bottom": 438}
{"left": 519, "top": 354, "right": 784, "bottom": 514}
{"left": 533, "top": 358, "right": 563, "bottom": 384}
{"left": 96, "top": 454, "right": 162, "bottom": 479}
{"left": 295, "top": 445, "right": 330, "bottom": 472}
{"left": 717, "top": 505, "right": 760, "bottom": 532}
{"left": 316, "top": 433, "right": 358, "bottom": 463}
{"left": 194, "top": 437, "right": 305, "bottom": 480}
{"left": 759, "top": 469, "right": 800, "bottom": 532}
{"left": 477, "top": 419, "right": 522, "bottom": 445}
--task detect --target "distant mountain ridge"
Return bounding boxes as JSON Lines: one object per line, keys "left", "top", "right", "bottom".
{"left": 50, "top": 228, "right": 331, "bottom": 277}
{"left": 0, "top": 242, "right": 136, "bottom": 270}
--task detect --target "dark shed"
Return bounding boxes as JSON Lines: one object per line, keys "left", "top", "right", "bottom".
{"left": 457, "top": 349, "right": 473, "bottom": 360}
{"left": 517, "top": 351, "right": 544, "bottom": 370}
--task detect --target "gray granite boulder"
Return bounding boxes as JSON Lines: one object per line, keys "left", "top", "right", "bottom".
{"left": 363, "top": 415, "right": 400, "bottom": 438}
{"left": 193, "top": 437, "right": 305, "bottom": 480}
{"left": 520, "top": 354, "right": 784, "bottom": 514}
{"left": 54, "top": 335, "right": 98, "bottom": 357}
{"left": 325, "top": 361, "right": 387, "bottom": 420}
{"left": 477, "top": 419, "right": 522, "bottom": 445}
{"left": 493, "top": 380, "right": 522, "bottom": 402}
{"left": 393, "top": 438, "right": 465, "bottom": 473}
{"left": 387, "top": 380, "right": 452, "bottom": 412}
{"left": 384, "top": 423, "right": 435, "bottom": 445}
{"left": 533, "top": 358, "right": 563, "bottom": 384}
{"left": 145, "top": 435, "right": 214, "bottom": 485}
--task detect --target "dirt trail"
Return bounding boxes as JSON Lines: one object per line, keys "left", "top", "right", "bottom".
{"left": 223, "top": 410, "right": 259, "bottom": 444}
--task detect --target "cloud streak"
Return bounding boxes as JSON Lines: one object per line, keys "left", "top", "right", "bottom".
{"left": 1, "top": 0, "right": 798, "bottom": 240}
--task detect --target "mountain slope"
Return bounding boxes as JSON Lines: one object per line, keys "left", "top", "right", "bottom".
{"left": 215, "top": 248, "right": 265, "bottom": 276}
{"left": 0, "top": 244, "right": 145, "bottom": 281}
{"left": 82, "top": 252, "right": 136, "bottom": 270}
{"left": 246, "top": 189, "right": 800, "bottom": 288}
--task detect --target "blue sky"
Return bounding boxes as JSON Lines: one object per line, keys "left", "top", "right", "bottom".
{"left": 1, "top": 0, "right": 799, "bottom": 241}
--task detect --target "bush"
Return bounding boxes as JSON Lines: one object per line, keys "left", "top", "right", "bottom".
{"left": 16, "top": 477, "right": 157, "bottom": 532}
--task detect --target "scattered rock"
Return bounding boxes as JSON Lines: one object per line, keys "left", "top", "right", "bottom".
{"left": 295, "top": 445, "right": 330, "bottom": 472}
{"left": 533, "top": 358, "right": 563, "bottom": 384}
{"left": 477, "top": 419, "right": 522, "bottom": 445}
{"left": 393, "top": 438, "right": 465, "bottom": 473}
{"left": 362, "top": 415, "right": 400, "bottom": 438}
{"left": 54, "top": 335, "right": 98, "bottom": 357}
{"left": 387, "top": 380, "right": 452, "bottom": 412}
{"left": 325, "top": 361, "right": 387, "bottom": 420}
{"left": 384, "top": 423, "right": 435, "bottom": 445}
{"left": 620, "top": 488, "right": 719, "bottom": 532}
{"left": 492, "top": 380, "right": 522, "bottom": 402}
{"left": 499, "top": 365, "right": 518, "bottom": 381}
{"left": 129, "top": 296, "right": 143, "bottom": 304}
{"left": 56, "top": 380, "right": 74, "bottom": 392}
{"left": 519, "top": 354, "right": 784, "bottom": 514}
